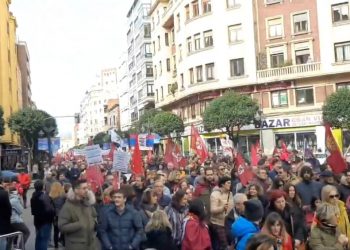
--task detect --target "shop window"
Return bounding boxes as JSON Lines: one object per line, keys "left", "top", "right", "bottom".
{"left": 332, "top": 3, "right": 349, "bottom": 23}
{"left": 295, "top": 49, "right": 310, "bottom": 64}
{"left": 271, "top": 90, "right": 288, "bottom": 107}
{"left": 296, "top": 88, "right": 314, "bottom": 106}
{"left": 275, "top": 132, "right": 317, "bottom": 153}
{"left": 275, "top": 134, "right": 296, "bottom": 151}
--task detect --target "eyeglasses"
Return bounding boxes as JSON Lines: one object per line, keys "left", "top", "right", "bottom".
{"left": 329, "top": 194, "right": 339, "bottom": 199}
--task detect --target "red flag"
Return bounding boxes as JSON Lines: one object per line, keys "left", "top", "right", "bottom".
{"left": 280, "top": 142, "right": 290, "bottom": 162}
{"left": 164, "top": 139, "right": 187, "bottom": 168}
{"left": 86, "top": 166, "right": 104, "bottom": 193}
{"left": 236, "top": 153, "right": 254, "bottom": 186}
{"left": 250, "top": 142, "right": 260, "bottom": 166}
{"left": 131, "top": 134, "right": 144, "bottom": 175}
{"left": 325, "top": 123, "right": 347, "bottom": 174}
{"left": 191, "top": 125, "right": 208, "bottom": 163}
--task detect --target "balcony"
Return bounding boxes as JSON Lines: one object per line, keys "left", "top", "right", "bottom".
{"left": 257, "top": 62, "right": 321, "bottom": 83}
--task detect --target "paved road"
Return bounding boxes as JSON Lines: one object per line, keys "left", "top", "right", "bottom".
{"left": 22, "top": 188, "right": 64, "bottom": 250}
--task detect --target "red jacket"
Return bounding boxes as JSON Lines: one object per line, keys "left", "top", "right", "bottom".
{"left": 17, "top": 173, "right": 31, "bottom": 189}
{"left": 181, "top": 214, "right": 211, "bottom": 250}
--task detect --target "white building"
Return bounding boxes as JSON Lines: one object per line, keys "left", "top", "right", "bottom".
{"left": 150, "top": 0, "right": 257, "bottom": 128}
{"left": 78, "top": 68, "right": 118, "bottom": 144}
{"left": 118, "top": 51, "right": 131, "bottom": 131}
{"left": 126, "top": 0, "right": 155, "bottom": 126}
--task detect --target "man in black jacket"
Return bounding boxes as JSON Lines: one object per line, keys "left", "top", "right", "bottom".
{"left": 31, "top": 180, "right": 55, "bottom": 250}
{"left": 0, "top": 177, "right": 12, "bottom": 249}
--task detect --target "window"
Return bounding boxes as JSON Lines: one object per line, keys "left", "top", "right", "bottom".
{"left": 194, "top": 33, "right": 201, "bottom": 50}
{"left": 204, "top": 30, "right": 213, "bottom": 47}
{"left": 268, "top": 18, "right": 283, "bottom": 38}
{"left": 190, "top": 104, "right": 196, "bottom": 119}
{"left": 145, "top": 43, "right": 152, "bottom": 57}
{"left": 179, "top": 44, "right": 183, "bottom": 61}
{"left": 228, "top": 24, "right": 243, "bottom": 43}
{"left": 187, "top": 37, "right": 192, "bottom": 53}
{"left": 206, "top": 63, "right": 215, "bottom": 80}
{"left": 166, "top": 58, "right": 171, "bottom": 72}
{"left": 227, "top": 0, "right": 240, "bottom": 8}
{"left": 192, "top": 0, "right": 199, "bottom": 17}
{"left": 161, "top": 86, "right": 164, "bottom": 99}
{"left": 147, "top": 83, "right": 154, "bottom": 96}
{"left": 180, "top": 73, "right": 184, "bottom": 88}
{"left": 271, "top": 90, "right": 288, "bottom": 107}
{"left": 177, "top": 13, "right": 181, "bottom": 30}
{"left": 156, "top": 89, "right": 159, "bottom": 102}
{"left": 270, "top": 53, "right": 284, "bottom": 67}
{"left": 196, "top": 65, "right": 203, "bottom": 82}
{"left": 185, "top": 5, "right": 190, "bottom": 20}
{"left": 157, "top": 36, "right": 161, "bottom": 50}
{"left": 296, "top": 88, "right": 314, "bottom": 105}
{"left": 154, "top": 66, "right": 157, "bottom": 79}
{"left": 200, "top": 101, "right": 208, "bottom": 115}
{"left": 335, "top": 41, "right": 350, "bottom": 62}
{"left": 152, "top": 41, "right": 156, "bottom": 54}
{"left": 230, "top": 58, "right": 245, "bottom": 77}
{"left": 337, "top": 82, "right": 350, "bottom": 90}
{"left": 146, "top": 63, "right": 153, "bottom": 77}
{"left": 295, "top": 49, "right": 310, "bottom": 64}
{"left": 293, "top": 12, "right": 309, "bottom": 33}
{"left": 189, "top": 68, "right": 194, "bottom": 84}
{"left": 165, "top": 33, "right": 169, "bottom": 46}
{"left": 144, "top": 23, "right": 151, "bottom": 38}
{"left": 332, "top": 3, "right": 349, "bottom": 23}
{"left": 203, "top": 0, "right": 212, "bottom": 13}
{"left": 266, "top": 0, "right": 282, "bottom": 4}
{"left": 159, "top": 61, "right": 162, "bottom": 75}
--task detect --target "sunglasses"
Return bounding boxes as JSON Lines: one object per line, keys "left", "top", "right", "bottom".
{"left": 329, "top": 194, "right": 339, "bottom": 199}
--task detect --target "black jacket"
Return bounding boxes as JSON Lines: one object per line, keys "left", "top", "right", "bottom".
{"left": 144, "top": 227, "right": 177, "bottom": 250}
{"left": 31, "top": 190, "right": 55, "bottom": 228}
{"left": 0, "top": 186, "right": 12, "bottom": 234}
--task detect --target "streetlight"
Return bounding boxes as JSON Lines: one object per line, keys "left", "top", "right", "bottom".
{"left": 255, "top": 109, "right": 264, "bottom": 152}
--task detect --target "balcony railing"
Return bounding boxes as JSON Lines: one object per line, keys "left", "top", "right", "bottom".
{"left": 257, "top": 62, "right": 321, "bottom": 83}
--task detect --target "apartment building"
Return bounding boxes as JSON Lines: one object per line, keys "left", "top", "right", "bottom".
{"left": 118, "top": 52, "right": 131, "bottom": 131}
{"left": 77, "top": 68, "right": 118, "bottom": 144}
{"left": 150, "top": 0, "right": 258, "bottom": 153}
{"left": 17, "top": 41, "right": 33, "bottom": 108}
{"left": 126, "top": 0, "right": 155, "bottom": 126}
{"left": 0, "top": 0, "right": 21, "bottom": 148}
{"left": 150, "top": 0, "right": 350, "bottom": 155}
{"left": 103, "top": 99, "right": 120, "bottom": 131}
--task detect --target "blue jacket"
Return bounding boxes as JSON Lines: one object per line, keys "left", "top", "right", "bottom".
{"left": 9, "top": 192, "right": 23, "bottom": 224}
{"left": 98, "top": 204, "right": 143, "bottom": 250}
{"left": 231, "top": 217, "right": 260, "bottom": 250}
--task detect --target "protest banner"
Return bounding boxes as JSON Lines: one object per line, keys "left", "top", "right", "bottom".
{"left": 84, "top": 145, "right": 103, "bottom": 166}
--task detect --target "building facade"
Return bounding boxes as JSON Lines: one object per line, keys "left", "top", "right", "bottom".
{"left": 0, "top": 0, "right": 21, "bottom": 147}
{"left": 77, "top": 68, "right": 118, "bottom": 144}
{"left": 150, "top": 0, "right": 350, "bottom": 155}
{"left": 103, "top": 99, "right": 120, "bottom": 131}
{"left": 17, "top": 41, "right": 33, "bottom": 108}
{"left": 118, "top": 52, "right": 132, "bottom": 131}
{"left": 126, "top": 0, "right": 155, "bottom": 126}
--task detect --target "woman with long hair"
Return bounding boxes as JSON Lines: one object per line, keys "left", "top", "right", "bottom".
{"left": 139, "top": 188, "right": 159, "bottom": 226}
{"left": 246, "top": 233, "right": 277, "bottom": 250}
{"left": 144, "top": 210, "right": 177, "bottom": 250}
{"left": 261, "top": 212, "right": 293, "bottom": 250}
{"left": 246, "top": 183, "right": 268, "bottom": 207}
{"left": 165, "top": 189, "right": 189, "bottom": 248}
{"left": 321, "top": 185, "right": 350, "bottom": 245}
{"left": 49, "top": 181, "right": 66, "bottom": 248}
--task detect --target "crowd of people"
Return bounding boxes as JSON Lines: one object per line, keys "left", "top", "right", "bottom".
{"left": 1, "top": 149, "right": 350, "bottom": 250}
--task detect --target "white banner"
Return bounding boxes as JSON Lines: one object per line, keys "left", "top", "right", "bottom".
{"left": 84, "top": 145, "right": 103, "bottom": 166}
{"left": 112, "top": 150, "right": 130, "bottom": 173}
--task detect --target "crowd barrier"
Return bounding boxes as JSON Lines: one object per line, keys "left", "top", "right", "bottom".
{"left": 0, "top": 232, "right": 24, "bottom": 250}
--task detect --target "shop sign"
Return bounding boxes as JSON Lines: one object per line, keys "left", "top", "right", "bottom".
{"left": 254, "top": 114, "right": 322, "bottom": 129}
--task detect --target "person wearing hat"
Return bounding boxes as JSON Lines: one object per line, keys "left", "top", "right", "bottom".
{"left": 181, "top": 199, "right": 211, "bottom": 250}
{"left": 231, "top": 199, "right": 264, "bottom": 250}
{"left": 319, "top": 170, "right": 337, "bottom": 187}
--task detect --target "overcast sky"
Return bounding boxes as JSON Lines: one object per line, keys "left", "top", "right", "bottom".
{"left": 11, "top": 0, "right": 131, "bottom": 137}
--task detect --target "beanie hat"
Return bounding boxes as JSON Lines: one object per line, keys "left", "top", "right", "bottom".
{"left": 244, "top": 199, "right": 264, "bottom": 222}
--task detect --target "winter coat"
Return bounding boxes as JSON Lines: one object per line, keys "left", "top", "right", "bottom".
{"left": 193, "top": 176, "right": 216, "bottom": 216}
{"left": 165, "top": 203, "right": 188, "bottom": 246}
{"left": 210, "top": 187, "right": 233, "bottom": 226}
{"left": 338, "top": 181, "right": 350, "bottom": 204}
{"left": 158, "top": 194, "right": 171, "bottom": 209}
{"left": 31, "top": 190, "right": 55, "bottom": 229}
{"left": 181, "top": 214, "right": 212, "bottom": 250}
{"left": 144, "top": 227, "right": 177, "bottom": 250}
{"left": 9, "top": 192, "right": 24, "bottom": 224}
{"left": 58, "top": 189, "right": 98, "bottom": 250}
{"left": 139, "top": 203, "right": 159, "bottom": 227}
{"left": 309, "top": 224, "right": 343, "bottom": 250}
{"left": 296, "top": 180, "right": 323, "bottom": 206}
{"left": 335, "top": 200, "right": 350, "bottom": 245}
{"left": 52, "top": 196, "right": 66, "bottom": 216}
{"left": 98, "top": 204, "right": 143, "bottom": 250}
{"left": 231, "top": 216, "right": 260, "bottom": 250}
{"left": 0, "top": 186, "right": 12, "bottom": 234}
{"left": 17, "top": 173, "right": 31, "bottom": 189}
{"left": 265, "top": 203, "right": 305, "bottom": 241}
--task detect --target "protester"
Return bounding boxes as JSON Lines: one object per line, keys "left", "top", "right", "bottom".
{"left": 144, "top": 210, "right": 177, "bottom": 250}
{"left": 245, "top": 233, "right": 277, "bottom": 250}
{"left": 246, "top": 183, "right": 268, "bottom": 208}
{"left": 31, "top": 180, "right": 55, "bottom": 250}
{"left": 153, "top": 180, "right": 171, "bottom": 209}
{"left": 58, "top": 179, "right": 98, "bottom": 250}
{"left": 98, "top": 189, "right": 143, "bottom": 250}
{"left": 339, "top": 169, "right": 350, "bottom": 203}
{"left": 252, "top": 167, "right": 272, "bottom": 192}
{"left": 181, "top": 199, "right": 212, "bottom": 250}
{"left": 139, "top": 188, "right": 159, "bottom": 226}
{"left": 231, "top": 199, "right": 264, "bottom": 250}
{"left": 17, "top": 168, "right": 31, "bottom": 208}
{"left": 132, "top": 175, "right": 146, "bottom": 209}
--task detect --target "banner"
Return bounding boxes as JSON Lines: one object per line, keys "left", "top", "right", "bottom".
{"left": 37, "top": 137, "right": 61, "bottom": 154}
{"left": 84, "top": 145, "right": 103, "bottom": 166}
{"left": 236, "top": 153, "right": 254, "bottom": 186}
{"left": 325, "top": 123, "right": 346, "bottom": 174}
{"left": 131, "top": 134, "right": 144, "bottom": 175}
{"left": 191, "top": 125, "right": 208, "bottom": 163}
{"left": 112, "top": 150, "right": 130, "bottom": 173}
{"left": 164, "top": 139, "right": 186, "bottom": 168}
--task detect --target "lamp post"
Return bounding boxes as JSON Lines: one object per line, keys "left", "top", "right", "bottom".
{"left": 255, "top": 109, "right": 264, "bottom": 152}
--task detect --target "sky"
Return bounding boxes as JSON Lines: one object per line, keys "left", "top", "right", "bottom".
{"left": 10, "top": 0, "right": 132, "bottom": 138}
